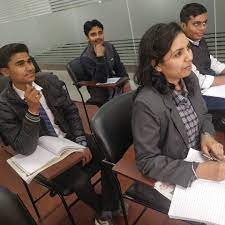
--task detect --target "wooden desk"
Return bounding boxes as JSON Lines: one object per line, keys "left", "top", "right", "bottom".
{"left": 113, "top": 131, "right": 225, "bottom": 188}
{"left": 112, "top": 147, "right": 155, "bottom": 187}
{"left": 0, "top": 144, "right": 84, "bottom": 181}
{"left": 78, "top": 77, "right": 129, "bottom": 89}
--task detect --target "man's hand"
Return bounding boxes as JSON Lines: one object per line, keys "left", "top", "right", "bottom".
{"left": 94, "top": 43, "right": 105, "bottom": 57}
{"left": 80, "top": 148, "right": 92, "bottom": 166}
{"left": 201, "top": 133, "right": 224, "bottom": 161}
{"left": 24, "top": 85, "right": 41, "bottom": 115}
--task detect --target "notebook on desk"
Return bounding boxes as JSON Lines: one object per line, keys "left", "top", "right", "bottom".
{"left": 168, "top": 148, "right": 225, "bottom": 225}
{"left": 7, "top": 136, "right": 85, "bottom": 183}
{"left": 96, "top": 77, "right": 120, "bottom": 85}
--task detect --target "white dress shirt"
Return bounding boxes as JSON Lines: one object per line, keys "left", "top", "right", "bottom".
{"left": 13, "top": 82, "right": 66, "bottom": 138}
{"left": 189, "top": 38, "right": 225, "bottom": 91}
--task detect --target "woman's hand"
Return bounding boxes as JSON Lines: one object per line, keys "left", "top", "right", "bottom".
{"left": 196, "top": 161, "right": 225, "bottom": 181}
{"left": 201, "top": 133, "right": 224, "bottom": 161}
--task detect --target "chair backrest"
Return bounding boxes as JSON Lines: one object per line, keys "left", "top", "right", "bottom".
{"left": 0, "top": 186, "right": 36, "bottom": 225}
{"left": 67, "top": 57, "right": 86, "bottom": 88}
{"left": 0, "top": 75, "right": 9, "bottom": 93}
{"left": 91, "top": 91, "right": 134, "bottom": 163}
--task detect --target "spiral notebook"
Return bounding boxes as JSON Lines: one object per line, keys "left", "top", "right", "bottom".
{"left": 168, "top": 148, "right": 225, "bottom": 225}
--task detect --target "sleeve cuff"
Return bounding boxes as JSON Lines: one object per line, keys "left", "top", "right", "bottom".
{"left": 75, "top": 136, "right": 87, "bottom": 147}
{"left": 25, "top": 111, "right": 40, "bottom": 123}
{"left": 201, "top": 75, "right": 215, "bottom": 91}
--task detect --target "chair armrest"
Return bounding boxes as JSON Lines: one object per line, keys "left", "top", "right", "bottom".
{"left": 112, "top": 151, "right": 156, "bottom": 187}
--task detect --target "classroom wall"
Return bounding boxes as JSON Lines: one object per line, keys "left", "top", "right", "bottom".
{"left": 0, "top": 0, "right": 222, "bottom": 56}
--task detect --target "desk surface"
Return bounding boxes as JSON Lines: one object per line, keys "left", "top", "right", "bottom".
{"left": 112, "top": 147, "right": 155, "bottom": 187}
{"left": 78, "top": 77, "right": 129, "bottom": 89}
{"left": 113, "top": 132, "right": 225, "bottom": 188}
{"left": 1, "top": 144, "right": 84, "bottom": 181}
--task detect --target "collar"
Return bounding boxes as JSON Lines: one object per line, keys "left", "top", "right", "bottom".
{"left": 13, "top": 82, "right": 43, "bottom": 100}
{"left": 188, "top": 38, "right": 200, "bottom": 46}
{"left": 172, "top": 79, "right": 189, "bottom": 105}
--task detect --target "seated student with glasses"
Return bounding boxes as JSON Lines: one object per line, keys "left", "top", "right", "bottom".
{"left": 180, "top": 3, "right": 225, "bottom": 113}
{"left": 0, "top": 43, "right": 120, "bottom": 225}
{"left": 132, "top": 22, "right": 225, "bottom": 225}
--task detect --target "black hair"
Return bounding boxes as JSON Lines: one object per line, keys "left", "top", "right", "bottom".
{"left": 135, "top": 22, "right": 185, "bottom": 94}
{"left": 83, "top": 19, "right": 104, "bottom": 36}
{"left": 180, "top": 3, "right": 207, "bottom": 24}
{"left": 0, "top": 43, "right": 29, "bottom": 68}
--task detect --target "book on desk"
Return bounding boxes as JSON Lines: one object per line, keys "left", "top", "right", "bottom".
{"left": 168, "top": 148, "right": 225, "bottom": 225}
{"left": 7, "top": 136, "right": 85, "bottom": 183}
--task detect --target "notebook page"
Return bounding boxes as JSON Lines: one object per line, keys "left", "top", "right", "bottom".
{"left": 7, "top": 148, "right": 82, "bottom": 184}
{"left": 202, "top": 84, "right": 225, "bottom": 99}
{"left": 96, "top": 77, "right": 120, "bottom": 85}
{"left": 11, "top": 145, "right": 55, "bottom": 175}
{"left": 169, "top": 179, "right": 225, "bottom": 224}
{"left": 38, "top": 136, "right": 85, "bottom": 156}
{"left": 169, "top": 148, "right": 225, "bottom": 224}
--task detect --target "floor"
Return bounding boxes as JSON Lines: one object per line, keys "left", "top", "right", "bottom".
{"left": 1, "top": 100, "right": 224, "bottom": 225}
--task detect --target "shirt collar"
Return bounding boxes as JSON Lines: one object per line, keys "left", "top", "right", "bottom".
{"left": 13, "top": 82, "right": 43, "bottom": 100}
{"left": 172, "top": 79, "right": 189, "bottom": 105}
{"left": 188, "top": 38, "right": 200, "bottom": 46}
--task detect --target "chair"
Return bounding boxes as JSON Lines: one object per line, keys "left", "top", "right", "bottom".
{"left": 0, "top": 186, "right": 36, "bottom": 225}
{"left": 91, "top": 91, "right": 169, "bottom": 225}
{"left": 67, "top": 57, "right": 95, "bottom": 129}
{"left": 0, "top": 75, "right": 9, "bottom": 93}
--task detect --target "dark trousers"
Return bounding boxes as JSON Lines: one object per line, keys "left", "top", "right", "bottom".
{"left": 203, "top": 95, "right": 225, "bottom": 111}
{"left": 203, "top": 95, "right": 225, "bottom": 131}
{"left": 52, "top": 135, "right": 118, "bottom": 214}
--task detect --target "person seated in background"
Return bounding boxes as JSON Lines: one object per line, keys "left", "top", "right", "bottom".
{"left": 0, "top": 43, "right": 120, "bottom": 225}
{"left": 132, "top": 22, "right": 225, "bottom": 224}
{"left": 80, "top": 19, "right": 130, "bottom": 107}
{"left": 180, "top": 3, "right": 225, "bottom": 112}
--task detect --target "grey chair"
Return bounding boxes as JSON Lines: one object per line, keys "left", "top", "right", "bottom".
{"left": 91, "top": 91, "right": 169, "bottom": 225}
{"left": 0, "top": 186, "right": 36, "bottom": 225}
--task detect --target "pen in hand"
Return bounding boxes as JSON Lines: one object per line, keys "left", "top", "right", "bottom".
{"left": 202, "top": 153, "right": 224, "bottom": 162}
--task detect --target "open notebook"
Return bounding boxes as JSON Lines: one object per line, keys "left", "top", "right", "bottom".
{"left": 7, "top": 136, "right": 85, "bottom": 182}
{"left": 168, "top": 148, "right": 225, "bottom": 225}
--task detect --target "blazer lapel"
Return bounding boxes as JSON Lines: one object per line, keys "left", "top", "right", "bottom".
{"left": 163, "top": 93, "right": 189, "bottom": 147}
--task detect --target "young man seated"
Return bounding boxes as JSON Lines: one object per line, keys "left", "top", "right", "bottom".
{"left": 0, "top": 43, "right": 120, "bottom": 225}
{"left": 80, "top": 19, "right": 130, "bottom": 107}
{"left": 180, "top": 3, "right": 225, "bottom": 112}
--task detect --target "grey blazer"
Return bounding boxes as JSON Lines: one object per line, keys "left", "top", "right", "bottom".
{"left": 132, "top": 73, "right": 215, "bottom": 187}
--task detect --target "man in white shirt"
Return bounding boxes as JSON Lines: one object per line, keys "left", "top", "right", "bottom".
{"left": 0, "top": 43, "right": 119, "bottom": 225}
{"left": 180, "top": 3, "right": 225, "bottom": 113}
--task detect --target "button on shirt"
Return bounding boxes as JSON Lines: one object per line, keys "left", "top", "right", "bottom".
{"left": 13, "top": 82, "right": 66, "bottom": 138}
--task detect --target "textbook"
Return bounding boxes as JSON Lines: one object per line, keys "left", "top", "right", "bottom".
{"left": 7, "top": 136, "right": 85, "bottom": 183}
{"left": 168, "top": 148, "right": 225, "bottom": 225}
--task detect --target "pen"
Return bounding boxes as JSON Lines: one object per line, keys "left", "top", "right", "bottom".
{"left": 202, "top": 153, "right": 221, "bottom": 162}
